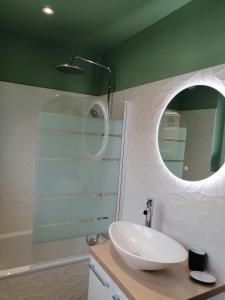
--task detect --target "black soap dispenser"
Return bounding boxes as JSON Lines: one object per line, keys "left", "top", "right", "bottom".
{"left": 188, "top": 248, "right": 207, "bottom": 271}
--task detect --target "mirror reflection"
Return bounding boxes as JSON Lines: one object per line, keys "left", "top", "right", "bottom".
{"left": 158, "top": 85, "right": 225, "bottom": 181}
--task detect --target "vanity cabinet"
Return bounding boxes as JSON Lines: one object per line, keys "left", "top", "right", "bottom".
{"left": 88, "top": 257, "right": 128, "bottom": 300}
{"left": 89, "top": 242, "right": 225, "bottom": 300}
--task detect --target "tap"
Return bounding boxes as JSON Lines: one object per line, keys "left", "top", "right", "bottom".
{"left": 143, "top": 199, "right": 153, "bottom": 227}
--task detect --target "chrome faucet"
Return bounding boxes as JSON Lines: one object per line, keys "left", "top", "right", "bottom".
{"left": 143, "top": 199, "right": 153, "bottom": 227}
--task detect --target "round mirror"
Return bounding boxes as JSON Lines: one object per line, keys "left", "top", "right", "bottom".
{"left": 158, "top": 85, "right": 225, "bottom": 181}
{"left": 84, "top": 102, "right": 108, "bottom": 158}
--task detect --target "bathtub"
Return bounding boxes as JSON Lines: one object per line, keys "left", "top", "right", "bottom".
{"left": 0, "top": 231, "right": 90, "bottom": 300}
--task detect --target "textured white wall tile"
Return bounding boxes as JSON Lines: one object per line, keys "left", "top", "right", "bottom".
{"left": 0, "top": 262, "right": 89, "bottom": 300}
{"left": 114, "top": 63, "right": 225, "bottom": 300}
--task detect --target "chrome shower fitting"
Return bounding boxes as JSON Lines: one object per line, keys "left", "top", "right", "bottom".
{"left": 74, "top": 56, "right": 112, "bottom": 117}
{"left": 143, "top": 199, "right": 153, "bottom": 228}
{"left": 86, "top": 232, "right": 109, "bottom": 246}
{"left": 56, "top": 55, "right": 112, "bottom": 117}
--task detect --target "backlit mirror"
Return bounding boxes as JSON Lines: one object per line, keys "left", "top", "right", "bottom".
{"left": 158, "top": 85, "right": 225, "bottom": 181}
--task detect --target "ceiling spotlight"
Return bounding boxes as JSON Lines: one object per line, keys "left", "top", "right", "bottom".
{"left": 42, "top": 6, "right": 55, "bottom": 15}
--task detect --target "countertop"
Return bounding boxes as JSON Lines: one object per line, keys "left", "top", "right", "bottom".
{"left": 90, "top": 241, "right": 225, "bottom": 300}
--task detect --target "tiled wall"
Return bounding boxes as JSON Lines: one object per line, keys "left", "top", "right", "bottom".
{"left": 115, "top": 63, "right": 225, "bottom": 300}
{"left": 0, "top": 261, "right": 89, "bottom": 300}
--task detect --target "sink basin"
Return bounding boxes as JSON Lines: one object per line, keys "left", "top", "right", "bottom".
{"left": 109, "top": 221, "right": 187, "bottom": 270}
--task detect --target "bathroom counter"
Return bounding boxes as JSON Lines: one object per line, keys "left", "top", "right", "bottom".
{"left": 90, "top": 242, "right": 225, "bottom": 300}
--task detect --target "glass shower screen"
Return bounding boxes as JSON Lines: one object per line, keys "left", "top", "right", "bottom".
{"left": 33, "top": 95, "right": 124, "bottom": 243}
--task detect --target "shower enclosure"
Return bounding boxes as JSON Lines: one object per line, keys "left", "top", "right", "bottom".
{"left": 0, "top": 60, "right": 125, "bottom": 299}
{"left": 33, "top": 94, "right": 123, "bottom": 247}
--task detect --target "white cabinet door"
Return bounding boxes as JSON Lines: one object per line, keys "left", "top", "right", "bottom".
{"left": 88, "top": 259, "right": 112, "bottom": 300}
{"left": 88, "top": 256, "right": 129, "bottom": 300}
{"left": 112, "top": 284, "right": 129, "bottom": 300}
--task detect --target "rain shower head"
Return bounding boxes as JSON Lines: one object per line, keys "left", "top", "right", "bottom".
{"left": 55, "top": 63, "right": 84, "bottom": 74}
{"left": 55, "top": 55, "right": 113, "bottom": 116}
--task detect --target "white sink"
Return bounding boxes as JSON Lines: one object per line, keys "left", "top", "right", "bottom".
{"left": 109, "top": 221, "right": 187, "bottom": 270}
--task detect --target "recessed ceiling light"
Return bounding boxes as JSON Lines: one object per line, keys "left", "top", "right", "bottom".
{"left": 42, "top": 6, "right": 55, "bottom": 15}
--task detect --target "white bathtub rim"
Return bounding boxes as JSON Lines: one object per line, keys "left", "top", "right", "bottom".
{"left": 0, "top": 253, "right": 90, "bottom": 280}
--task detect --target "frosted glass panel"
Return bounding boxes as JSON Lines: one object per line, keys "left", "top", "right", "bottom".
{"left": 165, "top": 161, "right": 184, "bottom": 178}
{"left": 110, "top": 120, "right": 124, "bottom": 135}
{"left": 38, "top": 132, "right": 83, "bottom": 158}
{"left": 159, "top": 127, "right": 186, "bottom": 140}
{"left": 39, "top": 112, "right": 84, "bottom": 131}
{"left": 33, "top": 218, "right": 113, "bottom": 244}
{"left": 85, "top": 116, "right": 105, "bottom": 134}
{"left": 158, "top": 140, "right": 186, "bottom": 161}
{"left": 159, "top": 125, "right": 186, "bottom": 178}
{"left": 33, "top": 109, "right": 124, "bottom": 244}
{"left": 35, "top": 195, "right": 118, "bottom": 225}
{"left": 36, "top": 160, "right": 120, "bottom": 198}
{"left": 104, "top": 137, "right": 122, "bottom": 157}
{"left": 38, "top": 131, "right": 122, "bottom": 159}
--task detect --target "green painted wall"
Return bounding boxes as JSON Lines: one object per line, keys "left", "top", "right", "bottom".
{"left": 103, "top": 0, "right": 225, "bottom": 93}
{"left": 0, "top": 30, "right": 102, "bottom": 95}
{"left": 3, "top": 0, "right": 225, "bottom": 96}
{"left": 168, "top": 86, "right": 219, "bottom": 111}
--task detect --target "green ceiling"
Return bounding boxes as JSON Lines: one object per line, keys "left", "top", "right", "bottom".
{"left": 0, "top": 0, "right": 192, "bottom": 51}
